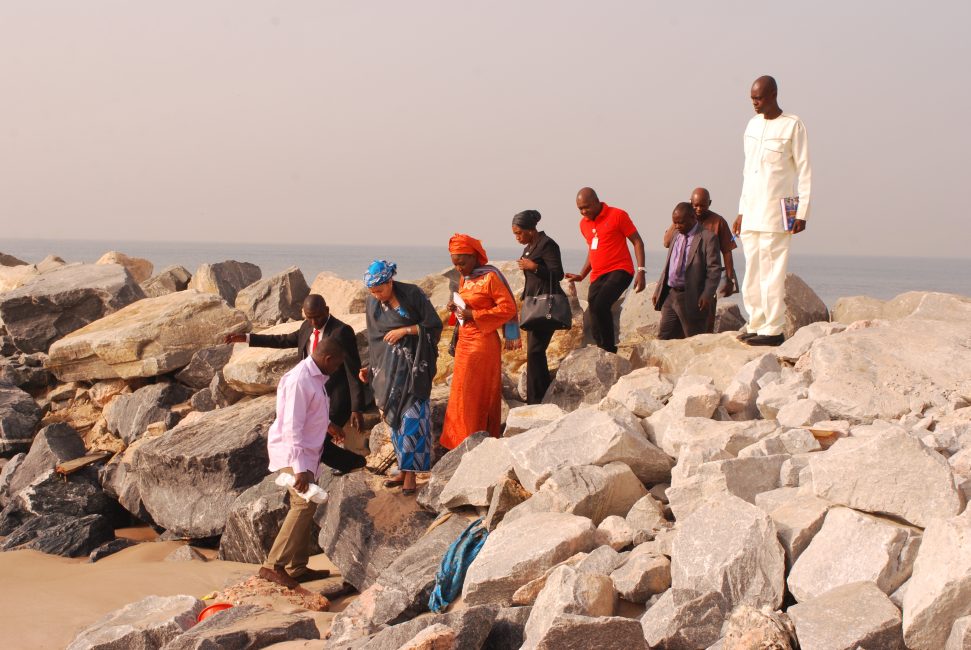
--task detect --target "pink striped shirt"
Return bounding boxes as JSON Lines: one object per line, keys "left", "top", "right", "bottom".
{"left": 266, "top": 357, "right": 330, "bottom": 477}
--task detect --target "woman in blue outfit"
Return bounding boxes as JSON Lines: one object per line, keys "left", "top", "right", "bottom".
{"left": 359, "top": 260, "right": 443, "bottom": 495}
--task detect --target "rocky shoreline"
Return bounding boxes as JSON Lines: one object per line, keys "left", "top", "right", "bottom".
{"left": 1, "top": 250, "right": 969, "bottom": 649}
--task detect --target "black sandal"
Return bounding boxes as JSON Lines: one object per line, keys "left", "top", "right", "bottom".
{"left": 383, "top": 479, "right": 404, "bottom": 488}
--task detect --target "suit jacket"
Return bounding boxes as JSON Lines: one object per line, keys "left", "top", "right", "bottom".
{"left": 248, "top": 316, "right": 365, "bottom": 427}
{"left": 653, "top": 228, "right": 723, "bottom": 320}
{"left": 520, "top": 231, "right": 566, "bottom": 299}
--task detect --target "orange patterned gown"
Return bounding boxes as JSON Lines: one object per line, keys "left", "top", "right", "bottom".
{"left": 440, "top": 271, "right": 518, "bottom": 449}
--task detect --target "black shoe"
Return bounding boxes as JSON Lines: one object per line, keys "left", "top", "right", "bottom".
{"left": 746, "top": 334, "right": 785, "bottom": 347}
{"left": 738, "top": 332, "right": 758, "bottom": 341}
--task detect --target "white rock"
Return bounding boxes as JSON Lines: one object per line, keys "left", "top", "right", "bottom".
{"left": 95, "top": 251, "right": 154, "bottom": 283}
{"left": 308, "top": 271, "right": 368, "bottom": 317}
{"left": 946, "top": 616, "right": 971, "bottom": 650}
{"left": 66, "top": 595, "right": 204, "bottom": 650}
{"left": 506, "top": 407, "right": 672, "bottom": 493}
{"left": 738, "top": 429, "right": 821, "bottom": 458}
{"left": 437, "top": 437, "right": 516, "bottom": 509}
{"left": 603, "top": 366, "right": 673, "bottom": 417}
{"left": 680, "top": 347, "right": 766, "bottom": 392}
{"left": 610, "top": 544, "right": 671, "bottom": 603}
{"left": 528, "top": 614, "right": 646, "bottom": 650}
{"left": 788, "top": 581, "right": 905, "bottom": 650}
{"left": 809, "top": 426, "right": 965, "bottom": 527}
{"left": 765, "top": 493, "right": 832, "bottom": 568}
{"left": 667, "top": 455, "right": 787, "bottom": 521}
{"left": 640, "top": 589, "right": 726, "bottom": 650}
{"left": 903, "top": 509, "right": 971, "bottom": 650}
{"left": 221, "top": 321, "right": 301, "bottom": 395}
{"left": 775, "top": 399, "right": 829, "bottom": 429}
{"left": 541, "top": 346, "right": 632, "bottom": 411}
{"left": 625, "top": 494, "right": 667, "bottom": 533}
{"left": 503, "top": 403, "right": 565, "bottom": 437}
{"left": 774, "top": 321, "right": 847, "bottom": 363}
{"left": 652, "top": 418, "right": 778, "bottom": 460}
{"left": 522, "top": 565, "right": 616, "bottom": 650}
{"left": 596, "top": 516, "right": 634, "bottom": 551}
{"left": 757, "top": 373, "right": 809, "bottom": 420}
{"left": 721, "top": 353, "right": 782, "bottom": 418}
{"left": 787, "top": 507, "right": 921, "bottom": 602}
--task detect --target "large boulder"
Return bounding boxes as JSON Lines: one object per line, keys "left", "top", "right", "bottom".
{"left": 807, "top": 318, "right": 971, "bottom": 422}
{"left": 774, "top": 321, "right": 847, "bottom": 363}
{"left": 667, "top": 454, "right": 787, "bottom": 520}
{"left": 603, "top": 366, "right": 673, "bottom": 418}
{"left": 618, "top": 281, "right": 660, "bottom": 342}
{"left": 504, "top": 403, "right": 565, "bottom": 437}
{"left": 95, "top": 251, "right": 153, "bottom": 283}
{"left": 782, "top": 273, "right": 829, "bottom": 338}
{"left": 234, "top": 266, "right": 310, "bottom": 326}
{"left": 0, "top": 385, "right": 42, "bottom": 456}
{"left": 640, "top": 589, "right": 727, "bottom": 650}
{"left": 187, "top": 260, "right": 261, "bottom": 306}
{"left": 809, "top": 426, "right": 964, "bottom": 528}
{"left": 103, "top": 382, "right": 193, "bottom": 444}
{"left": 100, "top": 438, "right": 154, "bottom": 524}
{"left": 0, "top": 252, "right": 27, "bottom": 266}
{"left": 140, "top": 265, "right": 192, "bottom": 298}
{"left": 160, "top": 604, "right": 317, "bottom": 650}
{"left": 609, "top": 543, "right": 672, "bottom": 603}
{"left": 437, "top": 437, "right": 516, "bottom": 509}
{"left": 522, "top": 565, "right": 617, "bottom": 650}
{"left": 1, "top": 512, "right": 114, "bottom": 557}
{"left": 66, "top": 595, "right": 204, "bottom": 650}
{"left": 671, "top": 494, "right": 786, "bottom": 612}
{"left": 722, "top": 353, "right": 782, "bottom": 418}
{"left": 506, "top": 407, "right": 672, "bottom": 492}
{"left": 787, "top": 507, "right": 920, "bottom": 602}
{"left": 0, "top": 263, "right": 144, "bottom": 353}
{"left": 541, "top": 347, "right": 631, "bottom": 411}
{"left": 1, "top": 422, "right": 85, "bottom": 506}
{"left": 832, "top": 291, "right": 971, "bottom": 324}
{"left": 308, "top": 271, "right": 369, "bottom": 317}
{"left": 462, "top": 512, "right": 597, "bottom": 606}
{"left": 902, "top": 509, "right": 971, "bottom": 650}
{"left": 221, "top": 321, "right": 301, "bottom": 395}
{"left": 315, "top": 471, "right": 436, "bottom": 591}
{"left": 173, "top": 345, "right": 234, "bottom": 390}
{"left": 789, "top": 581, "right": 905, "bottom": 650}
{"left": 650, "top": 417, "right": 778, "bottom": 461}
{"left": 630, "top": 332, "right": 750, "bottom": 379}
{"left": 503, "top": 462, "right": 648, "bottom": 526}
{"left": 416, "top": 431, "right": 489, "bottom": 513}
{"left": 353, "top": 605, "right": 499, "bottom": 650}
{"left": 763, "top": 493, "right": 833, "bottom": 568}
{"left": 644, "top": 376, "right": 722, "bottom": 452}
{"left": 131, "top": 395, "right": 276, "bottom": 538}
{"left": 47, "top": 291, "right": 249, "bottom": 382}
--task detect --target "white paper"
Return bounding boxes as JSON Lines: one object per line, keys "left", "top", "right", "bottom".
{"left": 590, "top": 236, "right": 599, "bottom": 250}
{"left": 274, "top": 473, "right": 328, "bottom": 504}
{"left": 452, "top": 291, "right": 467, "bottom": 325}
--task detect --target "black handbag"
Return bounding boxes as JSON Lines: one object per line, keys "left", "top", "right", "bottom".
{"left": 520, "top": 272, "right": 572, "bottom": 331}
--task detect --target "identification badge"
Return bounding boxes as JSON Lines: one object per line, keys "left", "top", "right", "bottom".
{"left": 591, "top": 236, "right": 599, "bottom": 250}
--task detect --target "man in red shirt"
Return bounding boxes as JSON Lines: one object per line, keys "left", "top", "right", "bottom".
{"left": 565, "top": 187, "right": 646, "bottom": 353}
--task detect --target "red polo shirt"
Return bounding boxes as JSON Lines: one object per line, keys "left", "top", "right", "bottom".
{"left": 579, "top": 203, "right": 637, "bottom": 282}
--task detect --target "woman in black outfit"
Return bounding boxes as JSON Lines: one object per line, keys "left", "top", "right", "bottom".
{"left": 512, "top": 210, "right": 565, "bottom": 404}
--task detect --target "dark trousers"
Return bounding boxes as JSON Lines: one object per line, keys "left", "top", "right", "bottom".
{"left": 588, "top": 270, "right": 633, "bottom": 353}
{"left": 657, "top": 288, "right": 707, "bottom": 340}
{"left": 320, "top": 435, "right": 366, "bottom": 473}
{"left": 525, "top": 325, "right": 556, "bottom": 404}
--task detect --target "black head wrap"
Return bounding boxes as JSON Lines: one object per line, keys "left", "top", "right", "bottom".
{"left": 512, "top": 209, "right": 541, "bottom": 230}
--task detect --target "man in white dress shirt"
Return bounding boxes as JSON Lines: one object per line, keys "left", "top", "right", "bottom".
{"left": 732, "top": 75, "right": 812, "bottom": 346}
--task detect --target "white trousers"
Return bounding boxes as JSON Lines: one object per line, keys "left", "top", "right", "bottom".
{"left": 740, "top": 230, "right": 792, "bottom": 336}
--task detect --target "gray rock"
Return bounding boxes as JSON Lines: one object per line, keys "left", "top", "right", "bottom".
{"left": 596, "top": 515, "right": 634, "bottom": 550}
{"left": 530, "top": 615, "right": 645, "bottom": 650}
{"left": 672, "top": 494, "right": 786, "bottom": 611}
{"left": 0, "top": 453, "right": 24, "bottom": 503}
{"left": 775, "top": 399, "right": 829, "bottom": 429}
{"left": 36, "top": 254, "right": 67, "bottom": 273}
{"left": 737, "top": 428, "right": 821, "bottom": 458}
{"left": 160, "top": 604, "right": 318, "bottom": 650}
{"left": 603, "top": 366, "right": 673, "bottom": 418}
{"left": 326, "top": 514, "right": 471, "bottom": 645}
{"left": 619, "top": 281, "right": 660, "bottom": 342}
{"left": 610, "top": 544, "right": 671, "bottom": 603}
{"left": 100, "top": 438, "right": 154, "bottom": 525}
{"left": 715, "top": 302, "right": 746, "bottom": 333}
{"left": 482, "top": 476, "right": 531, "bottom": 531}
{"left": 783, "top": 274, "right": 828, "bottom": 338}
{"left": 641, "top": 589, "right": 727, "bottom": 650}
{"left": 1, "top": 513, "right": 114, "bottom": 557}
{"left": 541, "top": 347, "right": 631, "bottom": 411}
{"left": 67, "top": 594, "right": 204, "bottom": 650}
{"left": 0, "top": 385, "right": 42, "bottom": 456}
{"left": 503, "top": 462, "right": 648, "bottom": 527}
{"left": 503, "top": 404, "right": 565, "bottom": 437}
{"left": 187, "top": 260, "right": 262, "bottom": 306}
{"left": 352, "top": 605, "right": 498, "bottom": 650}
{"left": 462, "top": 512, "right": 597, "bottom": 606}
{"left": 512, "top": 554, "right": 590, "bottom": 606}
{"left": 234, "top": 266, "right": 310, "bottom": 326}
{"left": 140, "top": 265, "right": 193, "bottom": 298}
{"left": 1, "top": 422, "right": 85, "bottom": 505}
{"left": 946, "top": 616, "right": 971, "bottom": 650}
{"left": 522, "top": 565, "right": 617, "bottom": 650}
{"left": 416, "top": 431, "right": 489, "bottom": 513}
{"left": 485, "top": 606, "right": 531, "bottom": 650}
{"left": 774, "top": 321, "right": 847, "bottom": 362}
{"left": 788, "top": 581, "right": 905, "bottom": 650}
{"left": 652, "top": 417, "right": 779, "bottom": 461}
{"left": 132, "top": 395, "right": 277, "bottom": 538}
{"left": 810, "top": 427, "right": 963, "bottom": 528}
{"left": 208, "top": 370, "right": 243, "bottom": 408}
{"left": 764, "top": 493, "right": 832, "bottom": 568}
{"left": 506, "top": 407, "right": 672, "bottom": 493}
{"left": 903, "top": 509, "right": 971, "bottom": 650}
{"left": 787, "top": 507, "right": 921, "bottom": 602}
{"left": 757, "top": 373, "right": 810, "bottom": 421}
{"left": 667, "top": 454, "right": 787, "bottom": 521}
{"left": 625, "top": 494, "right": 667, "bottom": 534}
{"left": 165, "top": 545, "right": 208, "bottom": 562}
{"left": 832, "top": 291, "right": 971, "bottom": 324}
{"left": 222, "top": 322, "right": 302, "bottom": 395}
{"left": 438, "top": 437, "right": 516, "bottom": 509}
{"left": 0, "top": 263, "right": 145, "bottom": 353}
{"left": 315, "top": 471, "right": 436, "bottom": 591}
{"left": 104, "top": 382, "right": 192, "bottom": 444}
{"left": 87, "top": 538, "right": 138, "bottom": 562}
{"left": 576, "top": 545, "right": 625, "bottom": 576}
{"left": 174, "top": 345, "right": 234, "bottom": 390}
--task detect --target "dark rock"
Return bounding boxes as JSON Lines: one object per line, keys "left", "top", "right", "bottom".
{"left": 160, "top": 604, "right": 318, "bottom": 650}
{"left": 1, "top": 513, "right": 114, "bottom": 557}
{"left": 0, "top": 385, "right": 42, "bottom": 456}
{"left": 209, "top": 370, "right": 243, "bottom": 408}
{"left": 175, "top": 345, "right": 234, "bottom": 390}
{"left": 67, "top": 594, "right": 203, "bottom": 649}
{"left": 0, "top": 263, "right": 145, "bottom": 353}
{"left": 218, "top": 472, "right": 322, "bottom": 564}
{"left": 234, "top": 266, "right": 310, "bottom": 326}
{"left": 541, "top": 346, "right": 632, "bottom": 411}
{"left": 315, "top": 471, "right": 437, "bottom": 591}
{"left": 327, "top": 513, "right": 472, "bottom": 644}
{"left": 0, "top": 336, "right": 17, "bottom": 356}
{"left": 188, "top": 260, "right": 262, "bottom": 306}
{"left": 88, "top": 537, "right": 139, "bottom": 562}
{"left": 141, "top": 265, "right": 193, "bottom": 298}
{"left": 1, "top": 422, "right": 85, "bottom": 506}
{"left": 189, "top": 388, "right": 217, "bottom": 413}
{"left": 349, "top": 605, "right": 499, "bottom": 650}
{"left": 101, "top": 439, "right": 155, "bottom": 525}
{"left": 484, "top": 606, "right": 532, "bottom": 650}
{"left": 715, "top": 302, "right": 747, "bottom": 333}
{"left": 784, "top": 273, "right": 829, "bottom": 339}
{"left": 0, "top": 252, "right": 27, "bottom": 267}
{"left": 132, "top": 395, "right": 276, "bottom": 538}
{"left": 0, "top": 453, "right": 25, "bottom": 501}
{"left": 416, "top": 431, "right": 489, "bottom": 513}
{"left": 165, "top": 545, "right": 208, "bottom": 562}
{"left": 104, "top": 382, "right": 193, "bottom": 444}
{"left": 0, "top": 473, "right": 116, "bottom": 535}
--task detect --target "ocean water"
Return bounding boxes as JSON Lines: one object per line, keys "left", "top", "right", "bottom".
{"left": 2, "top": 238, "right": 969, "bottom": 308}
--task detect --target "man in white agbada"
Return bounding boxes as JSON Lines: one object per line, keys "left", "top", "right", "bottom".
{"left": 732, "top": 75, "right": 812, "bottom": 346}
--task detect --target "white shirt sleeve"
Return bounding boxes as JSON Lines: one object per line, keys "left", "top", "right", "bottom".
{"left": 792, "top": 120, "right": 812, "bottom": 222}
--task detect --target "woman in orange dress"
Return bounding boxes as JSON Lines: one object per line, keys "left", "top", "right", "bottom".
{"left": 440, "top": 234, "right": 520, "bottom": 450}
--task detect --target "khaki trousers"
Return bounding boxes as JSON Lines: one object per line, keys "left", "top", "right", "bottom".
{"left": 740, "top": 230, "right": 792, "bottom": 337}
{"left": 262, "top": 467, "right": 318, "bottom": 577}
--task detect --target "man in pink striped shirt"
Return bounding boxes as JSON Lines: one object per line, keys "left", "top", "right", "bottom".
{"left": 259, "top": 335, "right": 345, "bottom": 590}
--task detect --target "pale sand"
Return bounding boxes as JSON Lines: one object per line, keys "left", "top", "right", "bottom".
{"left": 0, "top": 540, "right": 349, "bottom": 650}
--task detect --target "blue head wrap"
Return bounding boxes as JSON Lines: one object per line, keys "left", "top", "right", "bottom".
{"left": 364, "top": 259, "right": 397, "bottom": 288}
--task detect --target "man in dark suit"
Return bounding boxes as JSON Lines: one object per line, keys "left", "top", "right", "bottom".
{"left": 653, "top": 202, "right": 724, "bottom": 340}
{"left": 226, "top": 293, "right": 366, "bottom": 473}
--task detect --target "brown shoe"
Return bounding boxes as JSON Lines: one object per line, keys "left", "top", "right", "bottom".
{"left": 258, "top": 566, "right": 300, "bottom": 590}
{"left": 288, "top": 568, "right": 331, "bottom": 583}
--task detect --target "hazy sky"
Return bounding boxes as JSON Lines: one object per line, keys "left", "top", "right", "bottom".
{"left": 2, "top": 1, "right": 969, "bottom": 258}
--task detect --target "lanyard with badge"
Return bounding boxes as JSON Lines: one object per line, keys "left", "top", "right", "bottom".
{"left": 590, "top": 227, "right": 599, "bottom": 250}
